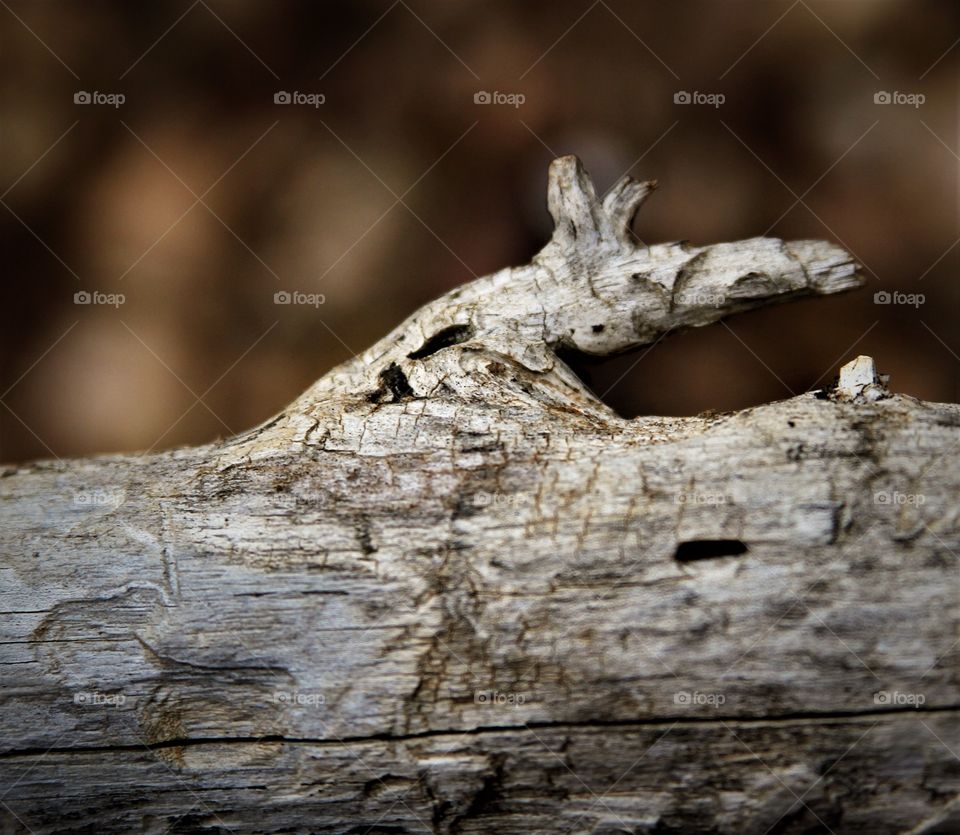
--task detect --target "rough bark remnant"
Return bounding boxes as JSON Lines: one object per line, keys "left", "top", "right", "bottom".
{"left": 1, "top": 157, "right": 957, "bottom": 833}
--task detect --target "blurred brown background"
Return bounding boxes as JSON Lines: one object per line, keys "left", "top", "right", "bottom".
{"left": 1, "top": 0, "right": 957, "bottom": 462}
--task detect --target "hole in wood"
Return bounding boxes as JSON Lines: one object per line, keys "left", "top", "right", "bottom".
{"left": 407, "top": 324, "right": 474, "bottom": 360}
{"left": 674, "top": 539, "right": 748, "bottom": 562}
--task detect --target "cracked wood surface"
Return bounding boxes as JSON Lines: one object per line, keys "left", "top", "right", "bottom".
{"left": 1, "top": 157, "right": 957, "bottom": 833}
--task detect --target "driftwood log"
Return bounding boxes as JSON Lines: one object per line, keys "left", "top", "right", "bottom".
{"left": 1, "top": 157, "right": 958, "bottom": 834}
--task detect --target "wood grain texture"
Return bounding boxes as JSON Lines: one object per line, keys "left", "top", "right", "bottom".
{"left": 1, "top": 157, "right": 957, "bottom": 833}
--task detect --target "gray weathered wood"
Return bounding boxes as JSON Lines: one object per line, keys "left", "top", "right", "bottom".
{"left": 1, "top": 156, "right": 957, "bottom": 833}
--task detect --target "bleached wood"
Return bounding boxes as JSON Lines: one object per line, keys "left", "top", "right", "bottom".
{"left": 1, "top": 157, "right": 957, "bottom": 833}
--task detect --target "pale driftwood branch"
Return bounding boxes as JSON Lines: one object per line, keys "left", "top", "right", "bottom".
{"left": 1, "top": 157, "right": 957, "bottom": 834}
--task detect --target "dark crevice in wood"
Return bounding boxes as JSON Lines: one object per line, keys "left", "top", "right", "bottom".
{"left": 3, "top": 704, "right": 956, "bottom": 759}
{"left": 407, "top": 324, "right": 473, "bottom": 360}
{"left": 675, "top": 538, "right": 749, "bottom": 562}
{"left": 367, "top": 363, "right": 415, "bottom": 403}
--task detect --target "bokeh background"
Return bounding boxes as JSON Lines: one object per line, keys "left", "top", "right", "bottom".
{"left": 1, "top": 0, "right": 957, "bottom": 462}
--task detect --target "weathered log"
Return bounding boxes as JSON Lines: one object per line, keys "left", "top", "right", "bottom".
{"left": 1, "top": 156, "right": 957, "bottom": 833}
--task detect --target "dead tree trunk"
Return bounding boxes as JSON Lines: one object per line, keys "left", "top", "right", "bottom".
{"left": 1, "top": 157, "right": 957, "bottom": 834}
